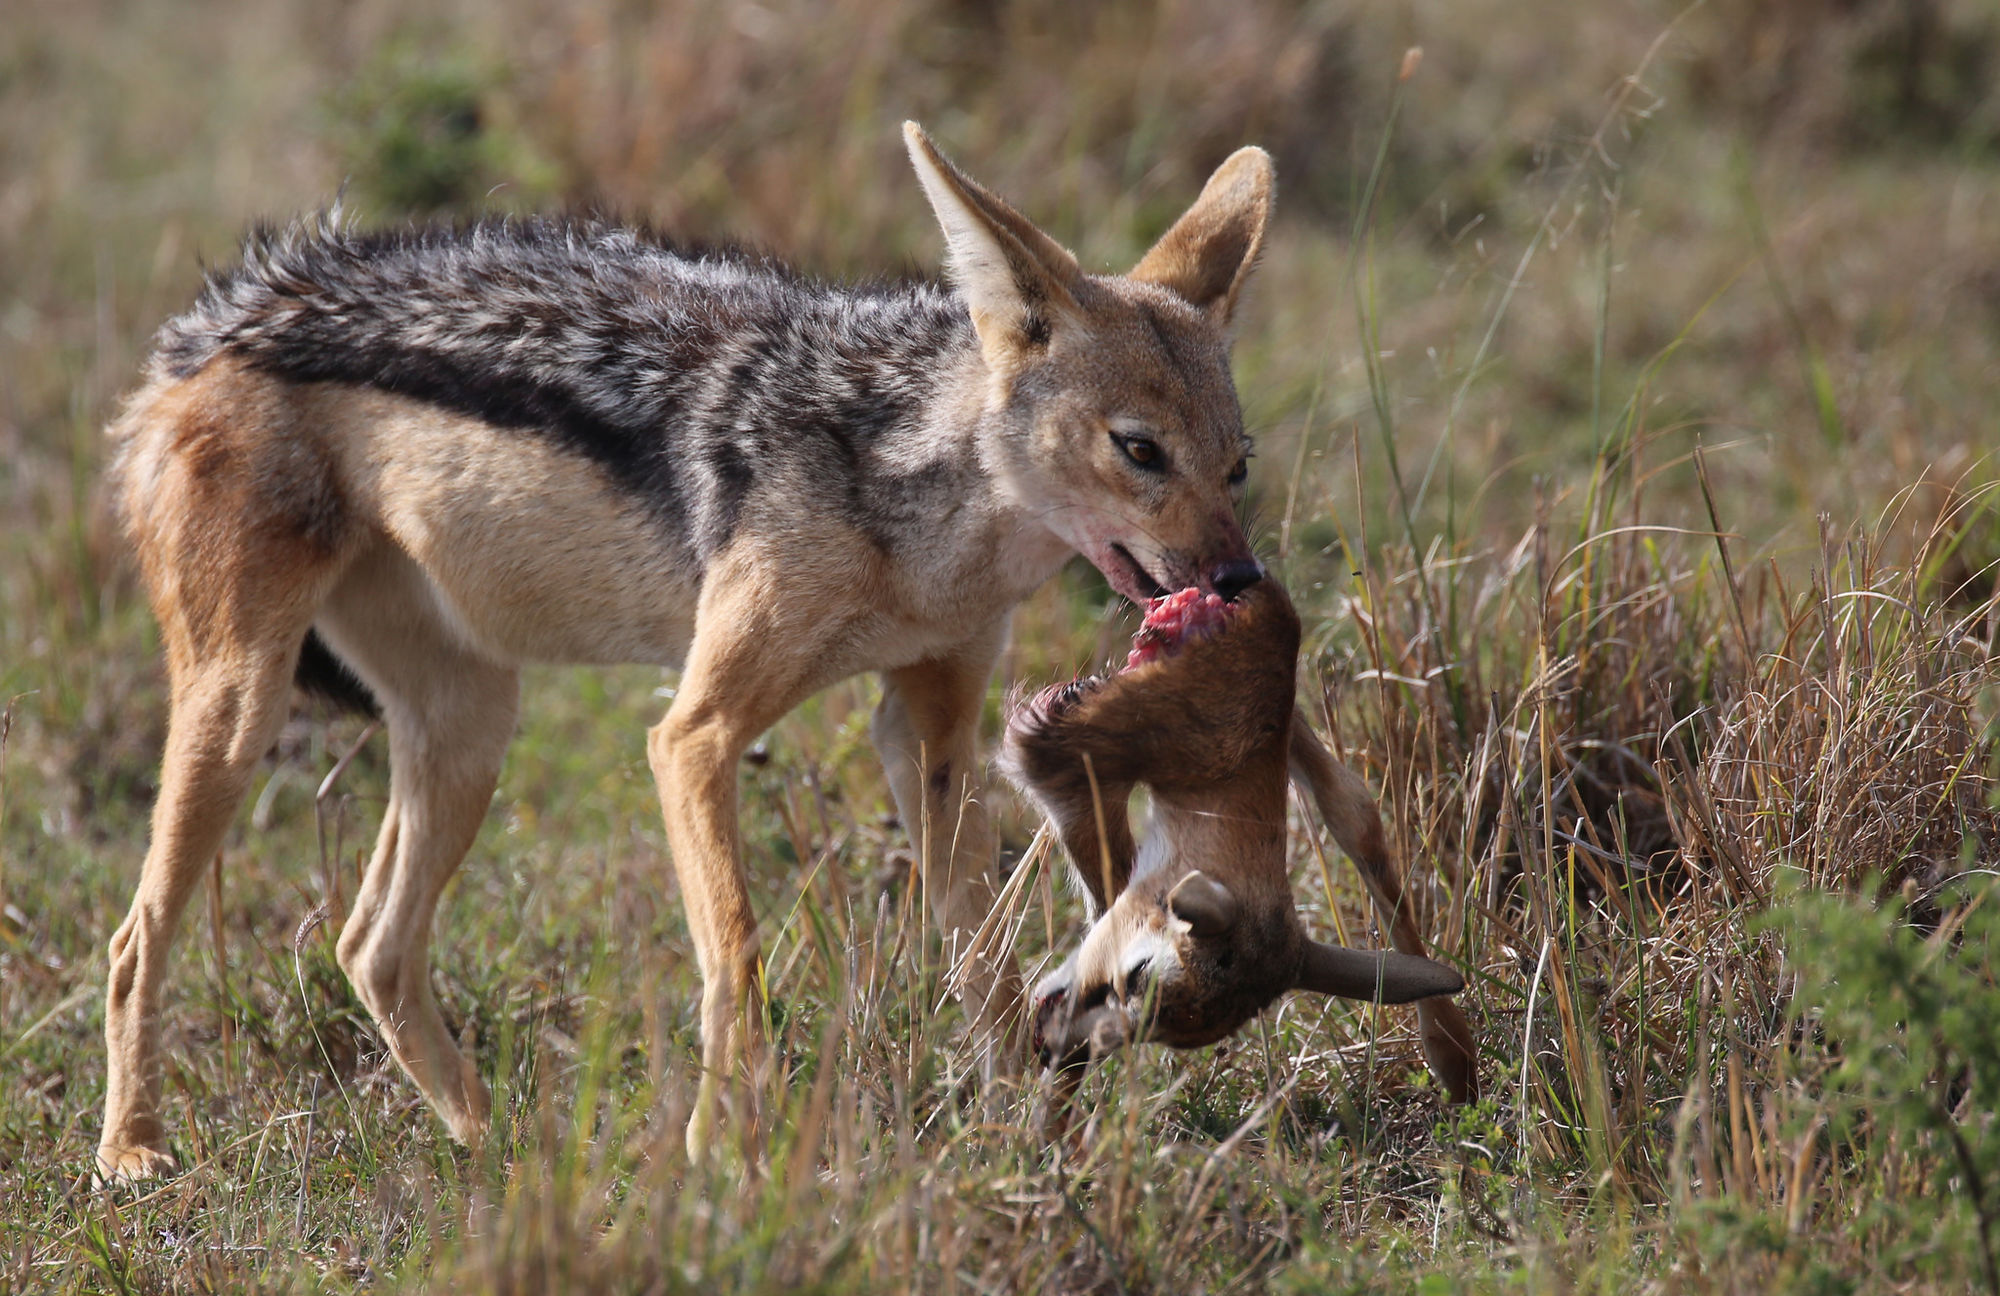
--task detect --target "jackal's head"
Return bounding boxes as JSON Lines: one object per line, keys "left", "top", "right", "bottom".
{"left": 1001, "top": 579, "right": 1465, "bottom": 1072}
{"left": 905, "top": 123, "right": 1269, "bottom": 603}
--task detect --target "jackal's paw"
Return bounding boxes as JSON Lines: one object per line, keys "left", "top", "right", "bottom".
{"left": 96, "top": 1141, "right": 180, "bottom": 1184}
{"left": 435, "top": 1038, "right": 493, "bottom": 1150}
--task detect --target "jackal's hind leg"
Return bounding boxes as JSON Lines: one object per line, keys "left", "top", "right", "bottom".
{"left": 317, "top": 562, "right": 519, "bottom": 1149}
{"left": 875, "top": 625, "right": 1024, "bottom": 1074}
{"left": 100, "top": 380, "right": 347, "bottom": 1181}
{"left": 98, "top": 649, "right": 305, "bottom": 1181}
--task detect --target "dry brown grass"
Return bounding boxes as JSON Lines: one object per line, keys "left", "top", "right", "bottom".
{"left": 1293, "top": 434, "right": 2000, "bottom": 1211}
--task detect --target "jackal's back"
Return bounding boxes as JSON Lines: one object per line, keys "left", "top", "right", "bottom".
{"left": 147, "top": 212, "right": 977, "bottom": 560}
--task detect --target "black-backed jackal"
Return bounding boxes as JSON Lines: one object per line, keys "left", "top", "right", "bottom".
{"left": 96, "top": 122, "right": 1471, "bottom": 1180}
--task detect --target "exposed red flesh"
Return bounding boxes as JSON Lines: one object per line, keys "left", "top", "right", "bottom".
{"left": 1124, "top": 587, "right": 1232, "bottom": 669}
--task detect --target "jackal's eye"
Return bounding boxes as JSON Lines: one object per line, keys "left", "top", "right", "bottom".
{"left": 1226, "top": 456, "right": 1249, "bottom": 487}
{"left": 1112, "top": 431, "right": 1165, "bottom": 472}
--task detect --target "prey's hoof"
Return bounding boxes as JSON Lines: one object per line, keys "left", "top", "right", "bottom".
{"left": 96, "top": 1141, "right": 180, "bottom": 1184}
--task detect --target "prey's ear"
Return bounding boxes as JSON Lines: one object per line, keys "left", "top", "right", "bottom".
{"left": 1168, "top": 870, "right": 1239, "bottom": 938}
{"left": 903, "top": 121, "right": 1082, "bottom": 372}
{"left": 1129, "top": 146, "right": 1274, "bottom": 327}
{"left": 1295, "top": 940, "right": 1464, "bottom": 1004}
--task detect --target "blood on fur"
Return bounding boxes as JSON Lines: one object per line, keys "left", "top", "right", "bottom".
{"left": 1124, "top": 587, "right": 1232, "bottom": 669}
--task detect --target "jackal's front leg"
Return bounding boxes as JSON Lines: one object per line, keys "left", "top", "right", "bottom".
{"left": 874, "top": 626, "right": 1024, "bottom": 1073}
{"left": 650, "top": 553, "right": 841, "bottom": 1158}
{"left": 650, "top": 704, "right": 762, "bottom": 1158}
{"left": 651, "top": 689, "right": 798, "bottom": 1157}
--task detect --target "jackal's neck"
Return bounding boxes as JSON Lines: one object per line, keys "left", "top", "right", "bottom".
{"left": 895, "top": 333, "right": 1081, "bottom": 600}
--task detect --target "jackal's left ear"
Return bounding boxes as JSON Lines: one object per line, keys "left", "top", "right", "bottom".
{"left": 1130, "top": 147, "right": 1274, "bottom": 328}
{"left": 904, "top": 122, "right": 1083, "bottom": 371}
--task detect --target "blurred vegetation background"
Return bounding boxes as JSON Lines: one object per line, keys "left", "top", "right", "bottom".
{"left": 7, "top": 0, "right": 2000, "bottom": 576}
{"left": 6, "top": 0, "right": 1999, "bottom": 544}
{"left": 5, "top": 1, "right": 2000, "bottom": 1291}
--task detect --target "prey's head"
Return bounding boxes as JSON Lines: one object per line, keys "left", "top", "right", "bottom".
{"left": 1029, "top": 869, "right": 1467, "bottom": 1072}
{"left": 1001, "top": 576, "right": 1466, "bottom": 1073}
{"left": 1032, "top": 866, "right": 1298, "bottom": 1065}
{"left": 904, "top": 122, "right": 1270, "bottom": 604}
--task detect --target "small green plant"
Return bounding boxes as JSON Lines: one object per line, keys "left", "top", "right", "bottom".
{"left": 1768, "top": 880, "right": 2000, "bottom": 1294}
{"left": 327, "top": 43, "right": 551, "bottom": 217}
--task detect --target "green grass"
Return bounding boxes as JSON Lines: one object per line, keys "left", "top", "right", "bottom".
{"left": 6, "top": 1, "right": 2000, "bottom": 1290}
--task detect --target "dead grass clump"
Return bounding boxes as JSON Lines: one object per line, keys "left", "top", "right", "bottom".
{"left": 1318, "top": 477, "right": 2000, "bottom": 917}
{"left": 1691, "top": 520, "right": 2000, "bottom": 912}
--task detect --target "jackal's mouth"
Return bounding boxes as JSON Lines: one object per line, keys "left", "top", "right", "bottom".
{"left": 1123, "top": 586, "right": 1236, "bottom": 670}
{"left": 1105, "top": 544, "right": 1169, "bottom": 602}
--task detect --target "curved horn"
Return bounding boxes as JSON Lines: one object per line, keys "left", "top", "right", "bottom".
{"left": 1295, "top": 940, "right": 1463, "bottom": 1004}
{"left": 1167, "top": 870, "right": 1239, "bottom": 937}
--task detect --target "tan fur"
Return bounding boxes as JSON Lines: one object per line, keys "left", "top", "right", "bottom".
{"left": 102, "top": 361, "right": 358, "bottom": 1179}
{"left": 96, "top": 128, "right": 1289, "bottom": 1178}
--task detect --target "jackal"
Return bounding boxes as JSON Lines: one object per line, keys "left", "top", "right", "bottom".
{"left": 94, "top": 122, "right": 1289, "bottom": 1178}
{"left": 1004, "top": 580, "right": 1476, "bottom": 1096}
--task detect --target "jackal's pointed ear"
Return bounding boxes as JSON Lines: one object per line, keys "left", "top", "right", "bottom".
{"left": 904, "top": 122, "right": 1082, "bottom": 371}
{"left": 1130, "top": 147, "right": 1274, "bottom": 328}
{"left": 1294, "top": 941, "right": 1464, "bottom": 1004}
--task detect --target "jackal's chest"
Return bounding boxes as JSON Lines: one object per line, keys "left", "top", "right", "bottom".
{"left": 890, "top": 508, "right": 1075, "bottom": 620}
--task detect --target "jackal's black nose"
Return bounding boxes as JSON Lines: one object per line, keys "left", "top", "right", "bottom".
{"left": 1210, "top": 558, "right": 1265, "bottom": 601}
